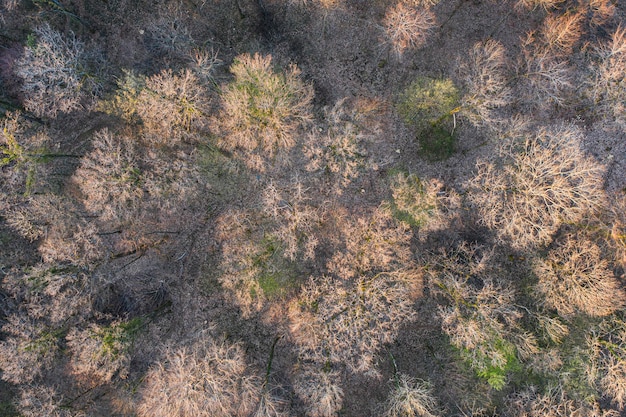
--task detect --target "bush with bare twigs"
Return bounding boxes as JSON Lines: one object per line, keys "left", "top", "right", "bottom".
{"left": 326, "top": 205, "right": 414, "bottom": 280}
{"left": 467, "top": 124, "right": 606, "bottom": 250}
{"left": 214, "top": 179, "right": 319, "bottom": 313}
{"left": 137, "top": 337, "right": 261, "bottom": 417}
{"left": 292, "top": 270, "right": 418, "bottom": 375}
{"left": 515, "top": 0, "right": 564, "bottom": 11}
{"left": 430, "top": 244, "right": 537, "bottom": 390}
{"left": 66, "top": 318, "right": 142, "bottom": 384}
{"left": 533, "top": 233, "right": 625, "bottom": 318}
{"left": 516, "top": 38, "right": 575, "bottom": 109}
{"left": 0, "top": 313, "right": 61, "bottom": 385}
{"left": 0, "top": 112, "right": 69, "bottom": 195}
{"left": 15, "top": 385, "right": 85, "bottom": 417}
{"left": 15, "top": 24, "right": 101, "bottom": 118}
{"left": 289, "top": 206, "right": 419, "bottom": 374}
{"left": 0, "top": 264, "right": 89, "bottom": 385}
{"left": 537, "top": 12, "right": 584, "bottom": 54}
{"left": 606, "top": 193, "right": 626, "bottom": 268}
{"left": 458, "top": 40, "right": 512, "bottom": 128}
{"left": 583, "top": 0, "right": 616, "bottom": 27}
{"left": 72, "top": 129, "right": 142, "bottom": 222}
{"left": 101, "top": 69, "right": 210, "bottom": 143}
{"left": 383, "top": 3, "right": 436, "bottom": 57}
{"left": 69, "top": 127, "right": 208, "bottom": 257}
{"left": 6, "top": 194, "right": 104, "bottom": 265}
{"left": 218, "top": 53, "right": 313, "bottom": 170}
{"left": 304, "top": 99, "right": 368, "bottom": 195}
{"left": 262, "top": 179, "right": 320, "bottom": 261}
{"left": 586, "top": 26, "right": 626, "bottom": 128}
{"left": 588, "top": 319, "right": 626, "bottom": 411}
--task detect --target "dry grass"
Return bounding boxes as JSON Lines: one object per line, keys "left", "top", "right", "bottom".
{"left": 386, "top": 171, "right": 443, "bottom": 230}
{"left": 293, "top": 368, "right": 344, "bottom": 417}
{"left": 533, "top": 233, "right": 625, "bottom": 318}
{"left": 505, "top": 385, "right": 618, "bottom": 417}
{"left": 467, "top": 124, "right": 606, "bottom": 250}
{"left": 137, "top": 337, "right": 261, "bottom": 417}
{"left": 219, "top": 53, "right": 313, "bottom": 169}
{"left": 384, "top": 374, "right": 440, "bottom": 417}
{"left": 383, "top": 3, "right": 436, "bottom": 57}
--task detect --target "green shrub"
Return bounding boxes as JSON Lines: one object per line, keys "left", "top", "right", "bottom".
{"left": 219, "top": 53, "right": 313, "bottom": 169}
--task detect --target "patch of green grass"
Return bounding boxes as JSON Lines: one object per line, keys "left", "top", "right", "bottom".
{"left": 96, "top": 317, "right": 143, "bottom": 359}
{"left": 196, "top": 143, "right": 248, "bottom": 202}
{"left": 397, "top": 76, "right": 460, "bottom": 160}
{"left": 24, "top": 327, "right": 65, "bottom": 357}
{"left": 418, "top": 124, "right": 456, "bottom": 160}
{"left": 386, "top": 169, "right": 438, "bottom": 228}
{"left": 252, "top": 236, "right": 299, "bottom": 300}
{"left": 0, "top": 401, "right": 18, "bottom": 417}
{"left": 0, "top": 230, "right": 10, "bottom": 246}
{"left": 468, "top": 337, "right": 520, "bottom": 391}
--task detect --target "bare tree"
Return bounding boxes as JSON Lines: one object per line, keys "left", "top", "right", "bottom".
{"left": 15, "top": 24, "right": 99, "bottom": 118}
{"left": 588, "top": 319, "right": 626, "bottom": 411}
{"left": 458, "top": 40, "right": 512, "bottom": 128}
{"left": 586, "top": 26, "right": 626, "bottom": 128}
{"left": 467, "top": 124, "right": 606, "bottom": 250}
{"left": 289, "top": 206, "right": 419, "bottom": 374}
{"left": 533, "top": 233, "right": 625, "bottom": 318}
{"left": 383, "top": 3, "right": 436, "bottom": 57}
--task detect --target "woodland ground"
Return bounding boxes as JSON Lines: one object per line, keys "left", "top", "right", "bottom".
{"left": 1, "top": 0, "right": 626, "bottom": 416}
